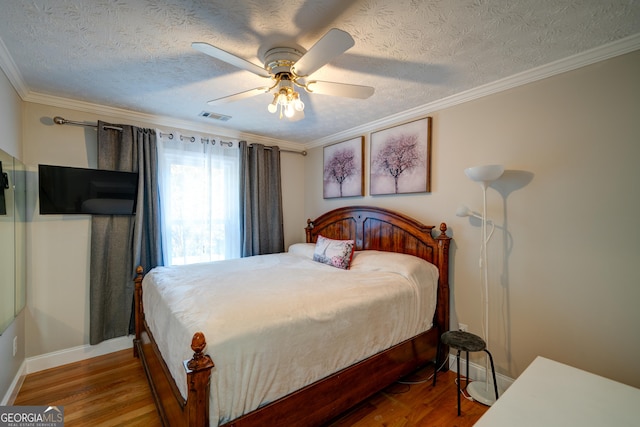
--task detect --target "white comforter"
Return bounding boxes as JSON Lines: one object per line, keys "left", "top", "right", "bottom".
{"left": 142, "top": 245, "right": 439, "bottom": 425}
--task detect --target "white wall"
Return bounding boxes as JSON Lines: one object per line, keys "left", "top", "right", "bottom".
{"left": 21, "top": 103, "right": 306, "bottom": 356}
{"left": 0, "top": 67, "right": 25, "bottom": 403}
{"left": 304, "top": 51, "right": 640, "bottom": 388}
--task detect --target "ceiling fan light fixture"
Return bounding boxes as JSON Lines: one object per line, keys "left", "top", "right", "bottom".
{"left": 284, "top": 103, "right": 295, "bottom": 118}
{"left": 267, "top": 96, "right": 278, "bottom": 113}
{"left": 267, "top": 76, "right": 305, "bottom": 119}
{"left": 293, "top": 94, "right": 304, "bottom": 112}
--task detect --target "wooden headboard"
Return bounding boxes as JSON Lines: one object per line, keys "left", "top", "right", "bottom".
{"left": 305, "top": 206, "right": 451, "bottom": 333}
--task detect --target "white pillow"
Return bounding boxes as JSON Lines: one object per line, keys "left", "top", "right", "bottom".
{"left": 350, "top": 250, "right": 438, "bottom": 283}
{"left": 287, "top": 243, "right": 316, "bottom": 259}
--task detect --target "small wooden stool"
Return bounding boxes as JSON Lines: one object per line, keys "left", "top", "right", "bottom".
{"left": 440, "top": 330, "right": 499, "bottom": 415}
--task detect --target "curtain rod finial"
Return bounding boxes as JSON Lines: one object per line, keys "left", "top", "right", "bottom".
{"left": 53, "top": 116, "right": 66, "bottom": 125}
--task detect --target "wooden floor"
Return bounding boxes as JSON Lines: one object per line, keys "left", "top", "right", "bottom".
{"left": 15, "top": 349, "right": 488, "bottom": 426}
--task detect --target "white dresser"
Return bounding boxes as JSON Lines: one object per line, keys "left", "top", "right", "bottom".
{"left": 474, "top": 356, "right": 640, "bottom": 426}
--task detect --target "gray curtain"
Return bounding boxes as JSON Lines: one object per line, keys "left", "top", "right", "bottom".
{"left": 239, "top": 141, "right": 284, "bottom": 257}
{"left": 90, "top": 123, "right": 163, "bottom": 345}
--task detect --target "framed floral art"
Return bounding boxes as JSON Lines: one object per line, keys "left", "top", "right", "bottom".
{"left": 323, "top": 136, "right": 364, "bottom": 198}
{"left": 370, "top": 117, "right": 432, "bottom": 195}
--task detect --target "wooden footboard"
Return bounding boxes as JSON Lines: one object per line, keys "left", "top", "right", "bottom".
{"left": 134, "top": 267, "right": 215, "bottom": 427}
{"left": 133, "top": 206, "right": 451, "bottom": 427}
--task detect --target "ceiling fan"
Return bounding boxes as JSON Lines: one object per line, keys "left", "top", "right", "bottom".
{"left": 192, "top": 28, "right": 374, "bottom": 119}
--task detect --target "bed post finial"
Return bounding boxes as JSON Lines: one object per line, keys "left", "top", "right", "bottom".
{"left": 184, "top": 332, "right": 214, "bottom": 427}
{"left": 187, "top": 332, "right": 214, "bottom": 371}
{"left": 305, "top": 219, "right": 315, "bottom": 243}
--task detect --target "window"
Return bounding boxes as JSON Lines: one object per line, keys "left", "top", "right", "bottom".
{"left": 157, "top": 132, "right": 240, "bottom": 265}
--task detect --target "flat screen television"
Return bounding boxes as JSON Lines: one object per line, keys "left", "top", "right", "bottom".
{"left": 39, "top": 164, "right": 139, "bottom": 215}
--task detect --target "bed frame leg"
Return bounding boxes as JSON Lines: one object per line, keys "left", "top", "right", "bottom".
{"left": 184, "top": 332, "right": 215, "bottom": 427}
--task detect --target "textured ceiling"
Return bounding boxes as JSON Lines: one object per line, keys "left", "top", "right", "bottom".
{"left": 1, "top": 0, "right": 639, "bottom": 145}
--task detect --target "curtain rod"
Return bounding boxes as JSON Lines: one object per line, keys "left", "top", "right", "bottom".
{"left": 53, "top": 116, "right": 307, "bottom": 156}
{"left": 249, "top": 144, "right": 307, "bottom": 156}
{"left": 53, "top": 116, "right": 123, "bottom": 131}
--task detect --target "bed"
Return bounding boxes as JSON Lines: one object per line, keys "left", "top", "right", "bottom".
{"left": 133, "top": 206, "right": 451, "bottom": 427}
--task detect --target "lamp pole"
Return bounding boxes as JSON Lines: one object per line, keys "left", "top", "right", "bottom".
{"left": 463, "top": 165, "right": 504, "bottom": 406}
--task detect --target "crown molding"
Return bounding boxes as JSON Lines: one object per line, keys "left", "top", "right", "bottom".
{"left": 307, "top": 32, "right": 640, "bottom": 149}
{"left": 22, "top": 91, "right": 302, "bottom": 149}
{"left": 0, "top": 36, "right": 28, "bottom": 98}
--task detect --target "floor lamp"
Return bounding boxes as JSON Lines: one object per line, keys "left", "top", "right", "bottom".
{"left": 458, "top": 164, "right": 504, "bottom": 406}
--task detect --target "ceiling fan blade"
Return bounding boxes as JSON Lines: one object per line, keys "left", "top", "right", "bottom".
{"left": 291, "top": 28, "right": 355, "bottom": 77}
{"left": 305, "top": 80, "right": 374, "bottom": 99}
{"left": 192, "top": 42, "right": 271, "bottom": 78}
{"left": 207, "top": 87, "right": 271, "bottom": 105}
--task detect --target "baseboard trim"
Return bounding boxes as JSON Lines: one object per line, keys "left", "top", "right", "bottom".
{"left": 448, "top": 354, "right": 514, "bottom": 393}
{"left": 0, "top": 360, "right": 26, "bottom": 406}
{"left": 2, "top": 336, "right": 133, "bottom": 405}
{"left": 25, "top": 335, "right": 133, "bottom": 375}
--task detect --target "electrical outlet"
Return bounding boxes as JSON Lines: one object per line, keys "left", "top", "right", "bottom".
{"left": 13, "top": 336, "right": 18, "bottom": 356}
{"left": 459, "top": 323, "right": 468, "bottom": 332}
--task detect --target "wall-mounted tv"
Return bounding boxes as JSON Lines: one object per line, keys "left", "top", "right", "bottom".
{"left": 39, "top": 164, "right": 139, "bottom": 215}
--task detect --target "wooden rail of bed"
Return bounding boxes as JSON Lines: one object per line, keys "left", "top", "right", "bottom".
{"left": 134, "top": 206, "right": 451, "bottom": 427}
